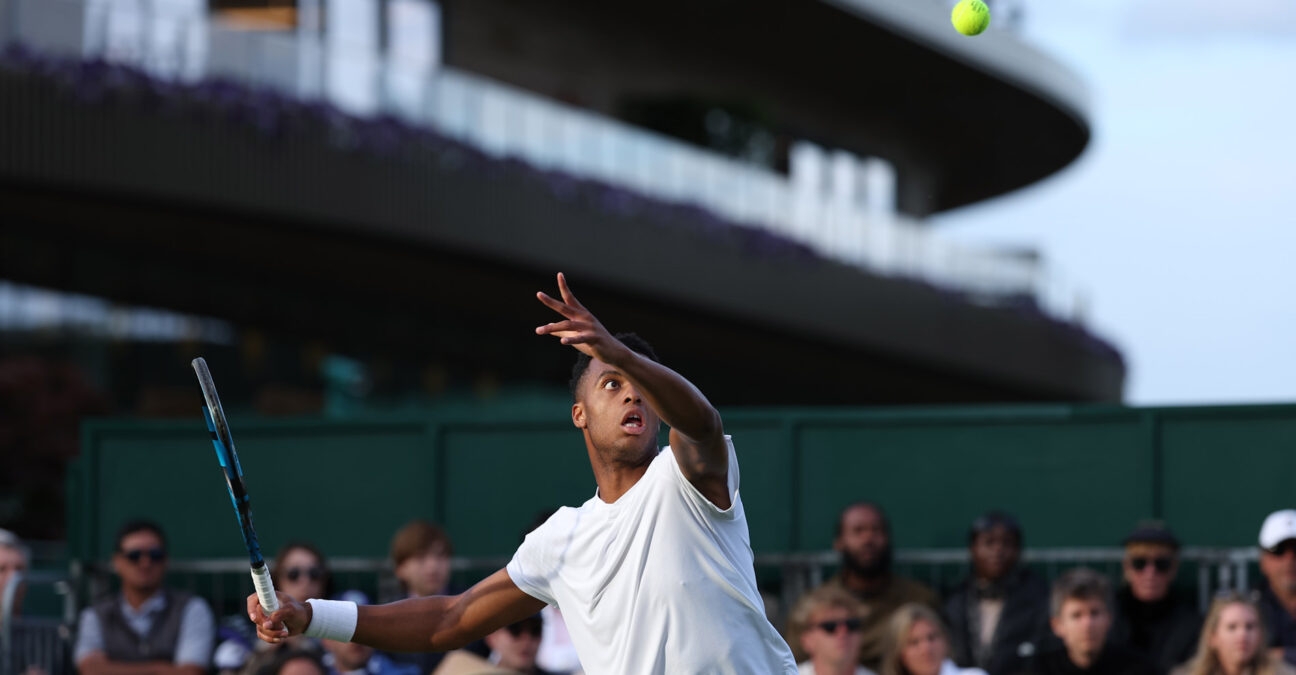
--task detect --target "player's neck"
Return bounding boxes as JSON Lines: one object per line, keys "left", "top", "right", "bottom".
{"left": 593, "top": 463, "right": 651, "bottom": 503}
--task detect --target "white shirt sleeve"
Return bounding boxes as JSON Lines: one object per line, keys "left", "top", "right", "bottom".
{"left": 73, "top": 607, "right": 104, "bottom": 664}
{"left": 173, "top": 597, "right": 215, "bottom": 667}
{"left": 506, "top": 516, "right": 562, "bottom": 607}
{"left": 666, "top": 435, "right": 740, "bottom": 519}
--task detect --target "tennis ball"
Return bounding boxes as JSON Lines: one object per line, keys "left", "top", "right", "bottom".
{"left": 951, "top": 0, "right": 991, "bottom": 36}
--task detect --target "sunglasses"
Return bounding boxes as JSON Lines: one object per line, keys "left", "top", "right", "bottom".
{"left": 506, "top": 622, "right": 543, "bottom": 638}
{"left": 284, "top": 566, "right": 323, "bottom": 582}
{"left": 121, "top": 547, "right": 167, "bottom": 564}
{"left": 1267, "top": 542, "right": 1296, "bottom": 557}
{"left": 1128, "top": 556, "right": 1174, "bottom": 573}
{"left": 815, "top": 618, "right": 863, "bottom": 634}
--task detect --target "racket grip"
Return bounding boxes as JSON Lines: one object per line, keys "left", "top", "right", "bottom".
{"left": 251, "top": 565, "right": 280, "bottom": 614}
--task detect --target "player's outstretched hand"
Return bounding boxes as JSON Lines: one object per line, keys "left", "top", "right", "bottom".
{"left": 247, "top": 592, "right": 311, "bottom": 644}
{"left": 536, "top": 273, "right": 628, "bottom": 364}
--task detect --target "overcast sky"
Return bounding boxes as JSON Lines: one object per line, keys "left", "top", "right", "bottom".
{"left": 934, "top": 0, "right": 1296, "bottom": 404}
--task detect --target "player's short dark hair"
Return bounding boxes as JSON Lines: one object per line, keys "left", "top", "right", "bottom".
{"left": 568, "top": 333, "right": 660, "bottom": 400}
{"left": 114, "top": 519, "right": 168, "bottom": 553}
{"left": 1050, "top": 567, "right": 1111, "bottom": 617}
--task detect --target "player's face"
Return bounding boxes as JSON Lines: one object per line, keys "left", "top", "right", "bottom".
{"left": 0, "top": 546, "right": 26, "bottom": 592}
{"left": 1209, "top": 603, "right": 1261, "bottom": 671}
{"left": 834, "top": 505, "right": 889, "bottom": 571}
{"left": 1051, "top": 598, "right": 1111, "bottom": 661}
{"left": 278, "top": 547, "right": 326, "bottom": 602}
{"left": 799, "top": 606, "right": 862, "bottom": 668}
{"left": 113, "top": 530, "right": 167, "bottom": 593}
{"left": 1122, "top": 543, "right": 1177, "bottom": 602}
{"left": 971, "top": 525, "right": 1020, "bottom": 582}
{"left": 572, "top": 360, "right": 661, "bottom": 462}
{"left": 396, "top": 544, "right": 451, "bottom": 597}
{"left": 901, "top": 619, "right": 948, "bottom": 675}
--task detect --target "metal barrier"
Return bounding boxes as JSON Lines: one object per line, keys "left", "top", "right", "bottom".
{"left": 74, "top": 547, "right": 1259, "bottom": 630}
{"left": 1, "top": 572, "right": 76, "bottom": 675}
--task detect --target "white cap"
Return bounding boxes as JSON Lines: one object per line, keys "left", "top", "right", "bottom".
{"left": 1259, "top": 509, "right": 1296, "bottom": 551}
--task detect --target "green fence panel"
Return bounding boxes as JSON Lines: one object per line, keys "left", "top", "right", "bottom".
{"left": 1160, "top": 405, "right": 1296, "bottom": 547}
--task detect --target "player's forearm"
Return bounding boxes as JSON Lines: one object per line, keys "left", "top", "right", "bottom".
{"left": 615, "top": 348, "right": 722, "bottom": 444}
{"left": 352, "top": 596, "right": 471, "bottom": 652}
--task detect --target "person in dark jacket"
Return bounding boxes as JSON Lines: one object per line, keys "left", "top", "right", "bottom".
{"left": 1107, "top": 522, "right": 1201, "bottom": 675}
{"left": 1028, "top": 568, "right": 1156, "bottom": 675}
{"left": 945, "top": 511, "right": 1051, "bottom": 675}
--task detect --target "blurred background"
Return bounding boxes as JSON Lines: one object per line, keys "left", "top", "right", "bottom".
{"left": 1, "top": 0, "right": 1294, "bottom": 671}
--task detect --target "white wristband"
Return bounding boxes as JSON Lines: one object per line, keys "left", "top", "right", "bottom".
{"left": 303, "top": 599, "right": 357, "bottom": 642}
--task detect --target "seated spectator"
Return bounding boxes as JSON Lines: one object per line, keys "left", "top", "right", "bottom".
{"left": 1028, "top": 568, "right": 1155, "bottom": 675}
{"left": 945, "top": 511, "right": 1051, "bottom": 675}
{"left": 1171, "top": 591, "right": 1295, "bottom": 675}
{"left": 74, "top": 519, "right": 215, "bottom": 675}
{"left": 788, "top": 585, "right": 874, "bottom": 675}
{"left": 320, "top": 638, "right": 419, "bottom": 675}
{"left": 385, "top": 520, "right": 456, "bottom": 674}
{"left": 480, "top": 615, "right": 558, "bottom": 674}
{"left": 821, "top": 502, "right": 940, "bottom": 671}
{"left": 881, "top": 603, "right": 987, "bottom": 675}
{"left": 0, "top": 528, "right": 29, "bottom": 615}
{"left": 1256, "top": 510, "right": 1296, "bottom": 666}
{"left": 221, "top": 542, "right": 339, "bottom": 675}
{"left": 256, "top": 650, "right": 330, "bottom": 675}
{"left": 1109, "top": 522, "right": 1201, "bottom": 675}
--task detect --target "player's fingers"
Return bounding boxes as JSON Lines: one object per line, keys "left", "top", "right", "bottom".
{"left": 536, "top": 291, "right": 579, "bottom": 318}
{"left": 536, "top": 320, "right": 585, "bottom": 335}
{"left": 556, "top": 273, "right": 586, "bottom": 310}
{"left": 246, "top": 594, "right": 264, "bottom": 623}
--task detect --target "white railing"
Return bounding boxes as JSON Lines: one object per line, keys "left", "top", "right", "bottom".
{"left": 1, "top": 0, "right": 1076, "bottom": 319}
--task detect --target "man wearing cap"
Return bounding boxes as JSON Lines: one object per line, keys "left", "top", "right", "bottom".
{"left": 1106, "top": 522, "right": 1200, "bottom": 675}
{"left": 1258, "top": 509, "right": 1296, "bottom": 666}
{"left": 945, "top": 511, "right": 1051, "bottom": 675}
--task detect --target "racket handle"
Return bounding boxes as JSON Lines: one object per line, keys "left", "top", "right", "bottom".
{"left": 251, "top": 565, "right": 280, "bottom": 614}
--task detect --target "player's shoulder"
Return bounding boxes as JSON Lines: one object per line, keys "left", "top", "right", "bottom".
{"left": 525, "top": 505, "right": 581, "bottom": 540}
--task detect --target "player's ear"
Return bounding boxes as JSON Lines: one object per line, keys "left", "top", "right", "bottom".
{"left": 572, "top": 402, "right": 586, "bottom": 429}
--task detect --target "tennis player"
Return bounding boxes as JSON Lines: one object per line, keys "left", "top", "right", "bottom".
{"left": 248, "top": 273, "right": 797, "bottom": 674}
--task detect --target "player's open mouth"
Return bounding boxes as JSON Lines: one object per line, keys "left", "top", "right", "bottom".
{"left": 621, "top": 411, "right": 645, "bottom": 433}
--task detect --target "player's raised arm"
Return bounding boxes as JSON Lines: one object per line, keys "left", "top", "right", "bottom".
{"left": 248, "top": 569, "right": 544, "bottom": 652}
{"left": 535, "top": 273, "right": 730, "bottom": 506}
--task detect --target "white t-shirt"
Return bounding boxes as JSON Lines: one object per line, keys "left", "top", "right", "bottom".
{"left": 506, "top": 436, "right": 797, "bottom": 674}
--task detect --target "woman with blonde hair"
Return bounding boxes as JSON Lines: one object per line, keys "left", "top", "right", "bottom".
{"left": 1173, "top": 592, "right": 1295, "bottom": 675}
{"left": 788, "top": 585, "right": 874, "bottom": 675}
{"left": 881, "top": 603, "right": 987, "bottom": 675}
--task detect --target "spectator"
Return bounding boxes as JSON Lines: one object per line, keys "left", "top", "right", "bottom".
{"left": 820, "top": 502, "right": 939, "bottom": 671}
{"left": 1257, "top": 510, "right": 1296, "bottom": 666}
{"left": 256, "top": 650, "right": 330, "bottom": 675}
{"left": 222, "top": 542, "right": 340, "bottom": 675}
{"left": 74, "top": 519, "right": 215, "bottom": 675}
{"left": 945, "top": 511, "right": 1051, "bottom": 675}
{"left": 320, "top": 638, "right": 419, "bottom": 675}
{"left": 1109, "top": 522, "right": 1201, "bottom": 675}
{"left": 479, "top": 615, "right": 558, "bottom": 674}
{"left": 1171, "top": 591, "right": 1295, "bottom": 675}
{"left": 385, "top": 520, "right": 456, "bottom": 674}
{"left": 881, "top": 603, "right": 987, "bottom": 675}
{"left": 1028, "top": 568, "right": 1155, "bottom": 675}
{"left": 787, "top": 585, "right": 875, "bottom": 675}
{"left": 0, "top": 528, "right": 30, "bottom": 615}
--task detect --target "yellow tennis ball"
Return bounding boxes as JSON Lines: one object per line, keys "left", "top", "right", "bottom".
{"left": 951, "top": 0, "right": 991, "bottom": 36}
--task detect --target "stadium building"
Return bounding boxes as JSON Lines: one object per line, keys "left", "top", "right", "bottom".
{"left": 0, "top": 0, "right": 1123, "bottom": 411}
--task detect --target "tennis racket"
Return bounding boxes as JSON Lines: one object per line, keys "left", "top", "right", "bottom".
{"left": 191, "top": 357, "right": 279, "bottom": 615}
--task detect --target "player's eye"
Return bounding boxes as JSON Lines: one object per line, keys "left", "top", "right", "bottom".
{"left": 602, "top": 379, "right": 618, "bottom": 390}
